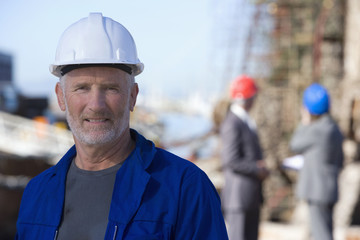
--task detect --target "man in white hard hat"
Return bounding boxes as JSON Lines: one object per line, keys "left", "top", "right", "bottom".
{"left": 16, "top": 13, "right": 228, "bottom": 240}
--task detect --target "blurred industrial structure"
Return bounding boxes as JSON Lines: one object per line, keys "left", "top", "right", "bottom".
{"left": 234, "top": 0, "right": 360, "bottom": 239}
{"left": 0, "top": 51, "right": 75, "bottom": 239}
{"left": 196, "top": 0, "right": 360, "bottom": 239}
{"left": 0, "top": 0, "right": 360, "bottom": 239}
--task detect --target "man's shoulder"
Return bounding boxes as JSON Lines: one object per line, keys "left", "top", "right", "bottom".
{"left": 24, "top": 164, "right": 58, "bottom": 190}
{"left": 153, "top": 147, "right": 197, "bottom": 167}
{"left": 149, "top": 148, "right": 216, "bottom": 194}
{"left": 151, "top": 147, "right": 206, "bottom": 178}
{"left": 313, "top": 115, "right": 343, "bottom": 137}
{"left": 24, "top": 149, "right": 72, "bottom": 191}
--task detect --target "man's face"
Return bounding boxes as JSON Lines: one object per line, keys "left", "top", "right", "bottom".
{"left": 55, "top": 67, "right": 138, "bottom": 146}
{"left": 244, "top": 96, "right": 256, "bottom": 111}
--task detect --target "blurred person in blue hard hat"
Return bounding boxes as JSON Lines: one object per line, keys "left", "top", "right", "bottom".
{"left": 290, "top": 83, "right": 344, "bottom": 240}
{"left": 15, "top": 13, "right": 228, "bottom": 240}
{"left": 220, "top": 75, "right": 269, "bottom": 240}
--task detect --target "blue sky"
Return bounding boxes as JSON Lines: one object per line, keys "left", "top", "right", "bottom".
{"left": 0, "top": 0, "right": 260, "bottom": 100}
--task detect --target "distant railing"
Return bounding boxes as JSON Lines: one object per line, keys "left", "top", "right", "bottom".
{"left": 0, "top": 111, "right": 74, "bottom": 164}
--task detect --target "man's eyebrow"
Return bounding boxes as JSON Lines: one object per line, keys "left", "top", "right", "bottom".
{"left": 72, "top": 81, "right": 89, "bottom": 87}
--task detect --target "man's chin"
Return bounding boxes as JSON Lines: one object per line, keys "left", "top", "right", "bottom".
{"left": 74, "top": 132, "right": 116, "bottom": 146}
{"left": 80, "top": 138, "right": 112, "bottom": 146}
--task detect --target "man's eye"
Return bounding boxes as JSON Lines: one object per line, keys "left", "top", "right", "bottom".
{"left": 74, "top": 86, "right": 88, "bottom": 91}
{"left": 107, "top": 87, "right": 119, "bottom": 92}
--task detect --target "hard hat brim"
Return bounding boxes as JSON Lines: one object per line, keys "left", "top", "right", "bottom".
{"left": 50, "top": 62, "right": 144, "bottom": 77}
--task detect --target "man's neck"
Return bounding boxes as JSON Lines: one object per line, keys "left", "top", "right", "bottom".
{"left": 73, "top": 131, "right": 136, "bottom": 171}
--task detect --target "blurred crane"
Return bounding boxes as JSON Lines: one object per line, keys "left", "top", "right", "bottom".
{"left": 0, "top": 111, "right": 73, "bottom": 164}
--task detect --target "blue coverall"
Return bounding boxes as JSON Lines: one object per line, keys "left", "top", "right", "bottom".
{"left": 16, "top": 130, "right": 228, "bottom": 239}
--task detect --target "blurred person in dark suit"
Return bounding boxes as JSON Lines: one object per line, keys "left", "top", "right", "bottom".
{"left": 220, "top": 75, "right": 269, "bottom": 240}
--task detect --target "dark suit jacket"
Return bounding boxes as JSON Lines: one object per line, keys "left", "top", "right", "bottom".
{"left": 290, "top": 114, "right": 343, "bottom": 204}
{"left": 220, "top": 109, "right": 263, "bottom": 211}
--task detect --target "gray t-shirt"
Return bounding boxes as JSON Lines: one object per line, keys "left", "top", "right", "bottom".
{"left": 57, "top": 160, "right": 121, "bottom": 240}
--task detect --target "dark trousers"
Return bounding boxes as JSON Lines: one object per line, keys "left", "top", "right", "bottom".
{"left": 308, "top": 202, "right": 334, "bottom": 240}
{"left": 225, "top": 208, "right": 260, "bottom": 240}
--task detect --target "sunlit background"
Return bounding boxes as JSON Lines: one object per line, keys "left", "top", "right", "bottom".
{"left": 0, "top": 0, "right": 268, "bottom": 99}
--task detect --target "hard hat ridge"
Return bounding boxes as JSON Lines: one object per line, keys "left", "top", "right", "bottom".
{"left": 50, "top": 12, "right": 144, "bottom": 77}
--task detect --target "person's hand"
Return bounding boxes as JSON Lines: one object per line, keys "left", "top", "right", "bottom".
{"left": 256, "top": 160, "right": 270, "bottom": 181}
{"left": 257, "top": 168, "right": 269, "bottom": 181}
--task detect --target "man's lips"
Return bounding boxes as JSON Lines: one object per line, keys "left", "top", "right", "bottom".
{"left": 85, "top": 118, "right": 108, "bottom": 123}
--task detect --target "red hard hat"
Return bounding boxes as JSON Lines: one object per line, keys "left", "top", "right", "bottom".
{"left": 229, "top": 75, "right": 258, "bottom": 100}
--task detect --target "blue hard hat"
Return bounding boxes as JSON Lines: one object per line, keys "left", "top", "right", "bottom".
{"left": 302, "top": 83, "right": 330, "bottom": 115}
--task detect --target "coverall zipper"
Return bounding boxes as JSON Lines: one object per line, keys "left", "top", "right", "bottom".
{"left": 54, "top": 230, "right": 58, "bottom": 240}
{"left": 112, "top": 225, "right": 118, "bottom": 240}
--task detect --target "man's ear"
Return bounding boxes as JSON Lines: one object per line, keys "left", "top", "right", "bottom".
{"left": 55, "top": 82, "right": 66, "bottom": 111}
{"left": 130, "top": 83, "right": 139, "bottom": 112}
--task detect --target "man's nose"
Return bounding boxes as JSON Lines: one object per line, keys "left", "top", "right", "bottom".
{"left": 88, "top": 89, "right": 106, "bottom": 111}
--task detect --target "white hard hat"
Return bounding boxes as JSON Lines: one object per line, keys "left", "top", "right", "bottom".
{"left": 49, "top": 13, "right": 144, "bottom": 77}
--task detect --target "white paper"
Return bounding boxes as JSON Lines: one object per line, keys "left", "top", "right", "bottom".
{"left": 282, "top": 155, "right": 304, "bottom": 170}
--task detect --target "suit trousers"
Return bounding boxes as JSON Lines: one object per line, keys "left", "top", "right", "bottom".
{"left": 308, "top": 202, "right": 334, "bottom": 240}
{"left": 225, "top": 208, "right": 260, "bottom": 240}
